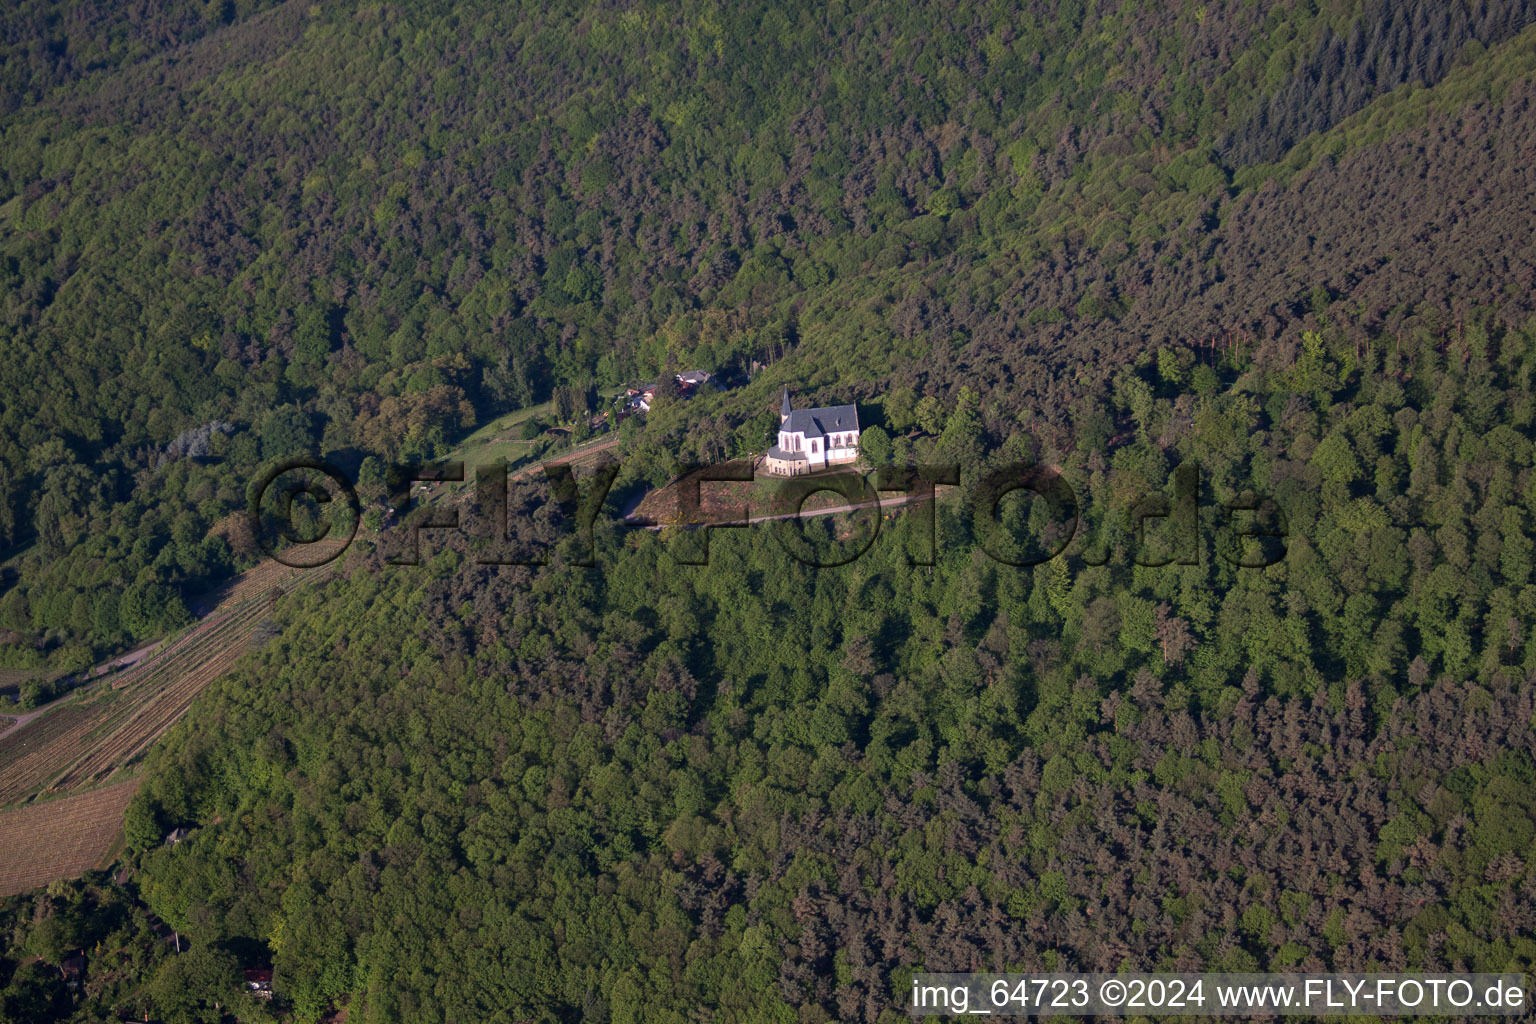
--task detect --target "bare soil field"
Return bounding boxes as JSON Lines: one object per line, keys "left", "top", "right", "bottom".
{"left": 0, "top": 778, "right": 141, "bottom": 895}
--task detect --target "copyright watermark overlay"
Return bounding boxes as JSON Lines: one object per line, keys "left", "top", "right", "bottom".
{"left": 247, "top": 458, "right": 360, "bottom": 568}
{"left": 244, "top": 456, "right": 1289, "bottom": 571}
{"left": 909, "top": 973, "right": 1528, "bottom": 1016}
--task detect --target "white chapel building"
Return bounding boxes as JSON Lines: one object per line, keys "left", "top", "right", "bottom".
{"left": 762, "top": 388, "right": 860, "bottom": 476}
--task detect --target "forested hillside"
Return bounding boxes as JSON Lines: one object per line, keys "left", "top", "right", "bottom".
{"left": 2, "top": 1, "right": 1536, "bottom": 1021}
{"left": 4, "top": 0, "right": 1536, "bottom": 662}
{"left": 45, "top": 324, "right": 1536, "bottom": 1023}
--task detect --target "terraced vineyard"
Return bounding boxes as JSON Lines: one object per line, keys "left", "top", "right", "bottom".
{"left": 0, "top": 551, "right": 345, "bottom": 897}
{"left": 0, "top": 779, "right": 141, "bottom": 896}
{"left": 0, "top": 599, "right": 272, "bottom": 804}
{"left": 0, "top": 702, "right": 110, "bottom": 803}
{"left": 0, "top": 550, "right": 343, "bottom": 809}
{"left": 200, "top": 536, "right": 349, "bottom": 609}
{"left": 51, "top": 597, "right": 278, "bottom": 790}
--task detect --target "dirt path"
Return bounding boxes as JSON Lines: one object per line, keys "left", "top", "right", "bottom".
{"left": 0, "top": 701, "right": 63, "bottom": 742}
{"left": 90, "top": 640, "right": 161, "bottom": 677}
{"left": 0, "top": 635, "right": 192, "bottom": 744}
{"left": 0, "top": 709, "right": 35, "bottom": 737}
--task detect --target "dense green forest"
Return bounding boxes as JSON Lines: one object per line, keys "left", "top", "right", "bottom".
{"left": 12, "top": 323, "right": 1536, "bottom": 1022}
{"left": 5, "top": 0, "right": 1536, "bottom": 661}
{"left": 2, "top": 0, "right": 1536, "bottom": 1021}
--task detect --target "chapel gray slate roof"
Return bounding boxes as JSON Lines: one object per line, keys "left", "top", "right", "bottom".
{"left": 783, "top": 404, "right": 859, "bottom": 438}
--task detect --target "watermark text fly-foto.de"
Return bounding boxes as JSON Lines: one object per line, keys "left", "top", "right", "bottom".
{"left": 248, "top": 457, "right": 1289, "bottom": 571}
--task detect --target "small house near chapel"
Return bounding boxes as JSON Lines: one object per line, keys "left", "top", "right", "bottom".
{"left": 762, "top": 388, "right": 860, "bottom": 476}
